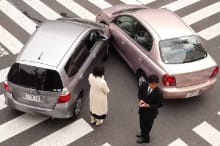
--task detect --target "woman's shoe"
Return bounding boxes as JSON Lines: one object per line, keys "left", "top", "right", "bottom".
{"left": 96, "top": 119, "right": 104, "bottom": 126}
{"left": 90, "top": 116, "right": 96, "bottom": 124}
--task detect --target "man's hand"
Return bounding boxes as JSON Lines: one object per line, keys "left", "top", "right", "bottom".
{"left": 138, "top": 100, "right": 150, "bottom": 108}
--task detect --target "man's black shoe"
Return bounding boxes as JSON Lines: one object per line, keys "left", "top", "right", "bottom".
{"left": 136, "top": 137, "right": 150, "bottom": 144}
{"left": 136, "top": 133, "right": 143, "bottom": 138}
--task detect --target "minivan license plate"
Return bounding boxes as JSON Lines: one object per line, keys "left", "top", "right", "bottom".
{"left": 24, "top": 93, "right": 42, "bottom": 102}
{"left": 185, "top": 90, "right": 200, "bottom": 98}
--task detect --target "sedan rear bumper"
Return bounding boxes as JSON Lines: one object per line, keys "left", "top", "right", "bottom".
{"left": 4, "top": 92, "right": 74, "bottom": 119}
{"left": 162, "top": 78, "right": 217, "bottom": 99}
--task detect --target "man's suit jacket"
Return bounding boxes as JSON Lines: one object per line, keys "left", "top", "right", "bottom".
{"left": 138, "top": 81, "right": 163, "bottom": 117}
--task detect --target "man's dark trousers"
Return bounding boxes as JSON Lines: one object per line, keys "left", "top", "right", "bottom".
{"left": 139, "top": 109, "right": 156, "bottom": 140}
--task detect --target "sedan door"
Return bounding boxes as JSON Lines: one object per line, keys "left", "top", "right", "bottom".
{"left": 109, "top": 15, "right": 153, "bottom": 72}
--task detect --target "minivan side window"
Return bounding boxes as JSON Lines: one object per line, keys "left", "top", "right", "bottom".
{"left": 64, "top": 43, "right": 89, "bottom": 77}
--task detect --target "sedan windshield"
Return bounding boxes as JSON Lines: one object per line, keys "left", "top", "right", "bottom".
{"left": 159, "top": 36, "right": 207, "bottom": 64}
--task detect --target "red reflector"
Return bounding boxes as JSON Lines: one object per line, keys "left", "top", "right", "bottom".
{"left": 162, "top": 74, "right": 176, "bottom": 86}
{"left": 210, "top": 66, "right": 219, "bottom": 78}
{"left": 3, "top": 81, "right": 10, "bottom": 92}
{"left": 58, "top": 93, "right": 71, "bottom": 103}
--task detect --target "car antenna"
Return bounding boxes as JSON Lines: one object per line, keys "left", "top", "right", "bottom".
{"left": 38, "top": 52, "right": 43, "bottom": 60}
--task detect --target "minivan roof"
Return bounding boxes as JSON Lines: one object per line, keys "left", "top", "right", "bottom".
{"left": 18, "top": 20, "right": 89, "bottom": 68}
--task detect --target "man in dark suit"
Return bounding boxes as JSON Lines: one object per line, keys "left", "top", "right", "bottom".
{"left": 136, "top": 75, "right": 163, "bottom": 144}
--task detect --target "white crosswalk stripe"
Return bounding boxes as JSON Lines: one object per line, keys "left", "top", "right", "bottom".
{"left": 137, "top": 0, "right": 155, "bottom": 5}
{"left": 0, "top": 67, "right": 10, "bottom": 83}
{"left": 0, "top": 0, "right": 37, "bottom": 34}
{"left": 0, "top": 25, "right": 23, "bottom": 55}
{"left": 22, "top": 0, "right": 61, "bottom": 20}
{"left": 182, "top": 1, "right": 220, "bottom": 25}
{"left": 193, "top": 121, "right": 220, "bottom": 146}
{"left": 0, "top": 94, "right": 7, "bottom": 110}
{"left": 198, "top": 22, "right": 220, "bottom": 40}
{"left": 120, "top": 0, "right": 142, "bottom": 5}
{"left": 30, "top": 118, "right": 93, "bottom": 146}
{"left": 0, "top": 0, "right": 219, "bottom": 145}
{"left": 0, "top": 114, "right": 48, "bottom": 143}
{"left": 56, "top": 0, "right": 95, "bottom": 20}
{"left": 161, "top": 0, "right": 200, "bottom": 11}
{"left": 168, "top": 138, "right": 188, "bottom": 146}
{"left": 88, "top": 0, "right": 112, "bottom": 9}
{"left": 102, "top": 142, "right": 112, "bottom": 146}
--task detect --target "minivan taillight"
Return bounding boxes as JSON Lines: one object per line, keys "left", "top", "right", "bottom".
{"left": 162, "top": 74, "right": 176, "bottom": 86}
{"left": 3, "top": 81, "right": 10, "bottom": 92}
{"left": 210, "top": 66, "right": 219, "bottom": 78}
{"left": 58, "top": 88, "right": 71, "bottom": 103}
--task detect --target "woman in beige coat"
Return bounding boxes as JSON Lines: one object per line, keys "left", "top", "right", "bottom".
{"left": 88, "top": 66, "right": 110, "bottom": 126}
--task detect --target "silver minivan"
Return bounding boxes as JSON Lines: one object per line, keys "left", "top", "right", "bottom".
{"left": 3, "top": 18, "right": 110, "bottom": 118}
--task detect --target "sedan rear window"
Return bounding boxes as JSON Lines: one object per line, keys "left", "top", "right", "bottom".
{"left": 8, "top": 63, "right": 63, "bottom": 91}
{"left": 159, "top": 36, "right": 207, "bottom": 64}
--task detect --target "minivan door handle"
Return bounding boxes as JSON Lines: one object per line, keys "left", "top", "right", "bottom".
{"left": 92, "top": 54, "right": 96, "bottom": 59}
{"left": 79, "top": 73, "right": 84, "bottom": 79}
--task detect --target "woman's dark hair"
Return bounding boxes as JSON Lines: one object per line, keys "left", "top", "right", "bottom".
{"left": 93, "top": 65, "right": 104, "bottom": 77}
{"left": 148, "top": 74, "right": 159, "bottom": 83}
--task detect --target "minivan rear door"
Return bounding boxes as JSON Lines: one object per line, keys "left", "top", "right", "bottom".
{"left": 7, "top": 63, "right": 63, "bottom": 109}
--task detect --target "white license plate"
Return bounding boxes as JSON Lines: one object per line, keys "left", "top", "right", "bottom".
{"left": 24, "top": 93, "right": 42, "bottom": 102}
{"left": 185, "top": 90, "right": 200, "bottom": 98}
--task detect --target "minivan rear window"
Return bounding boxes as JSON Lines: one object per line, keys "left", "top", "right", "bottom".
{"left": 159, "top": 35, "right": 207, "bottom": 64}
{"left": 8, "top": 63, "right": 63, "bottom": 91}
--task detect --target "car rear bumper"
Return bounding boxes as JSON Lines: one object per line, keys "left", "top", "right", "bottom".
{"left": 4, "top": 93, "right": 74, "bottom": 119}
{"left": 162, "top": 78, "right": 217, "bottom": 99}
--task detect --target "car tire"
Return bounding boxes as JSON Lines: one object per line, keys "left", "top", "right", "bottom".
{"left": 137, "top": 71, "right": 147, "bottom": 87}
{"left": 73, "top": 95, "right": 82, "bottom": 117}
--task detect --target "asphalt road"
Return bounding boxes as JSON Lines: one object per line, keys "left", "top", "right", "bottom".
{"left": 0, "top": 0, "right": 220, "bottom": 146}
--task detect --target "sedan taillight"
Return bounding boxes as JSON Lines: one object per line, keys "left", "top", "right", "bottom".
{"left": 210, "top": 66, "right": 219, "bottom": 78}
{"left": 58, "top": 88, "right": 71, "bottom": 103}
{"left": 162, "top": 74, "right": 176, "bottom": 86}
{"left": 3, "top": 81, "right": 10, "bottom": 92}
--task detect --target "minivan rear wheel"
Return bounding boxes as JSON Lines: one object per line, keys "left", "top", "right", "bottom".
{"left": 137, "top": 71, "right": 147, "bottom": 87}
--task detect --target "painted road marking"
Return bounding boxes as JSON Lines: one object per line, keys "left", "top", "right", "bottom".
{"left": 0, "top": 25, "right": 23, "bottom": 55}
{"left": 88, "top": 0, "right": 112, "bottom": 9}
{"left": 0, "top": 67, "right": 10, "bottom": 83}
{"left": 0, "top": 0, "right": 37, "bottom": 34}
{"left": 198, "top": 22, "right": 220, "bottom": 40}
{"left": 0, "top": 114, "right": 48, "bottom": 143}
{"left": 56, "top": 0, "right": 95, "bottom": 20}
{"left": 30, "top": 118, "right": 93, "bottom": 146}
{"left": 161, "top": 0, "right": 200, "bottom": 11}
{"left": 137, "top": 0, "right": 155, "bottom": 5}
{"left": 168, "top": 138, "right": 188, "bottom": 146}
{"left": 193, "top": 121, "right": 220, "bottom": 146}
{"left": 120, "top": 0, "right": 141, "bottom": 5}
{"left": 102, "top": 142, "right": 112, "bottom": 146}
{"left": 22, "top": 0, "right": 61, "bottom": 20}
{"left": 182, "top": 1, "right": 220, "bottom": 25}
{"left": 0, "top": 44, "right": 9, "bottom": 57}
{"left": 0, "top": 94, "right": 7, "bottom": 110}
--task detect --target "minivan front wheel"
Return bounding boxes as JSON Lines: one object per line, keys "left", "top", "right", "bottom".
{"left": 137, "top": 72, "right": 147, "bottom": 87}
{"left": 73, "top": 96, "right": 82, "bottom": 117}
